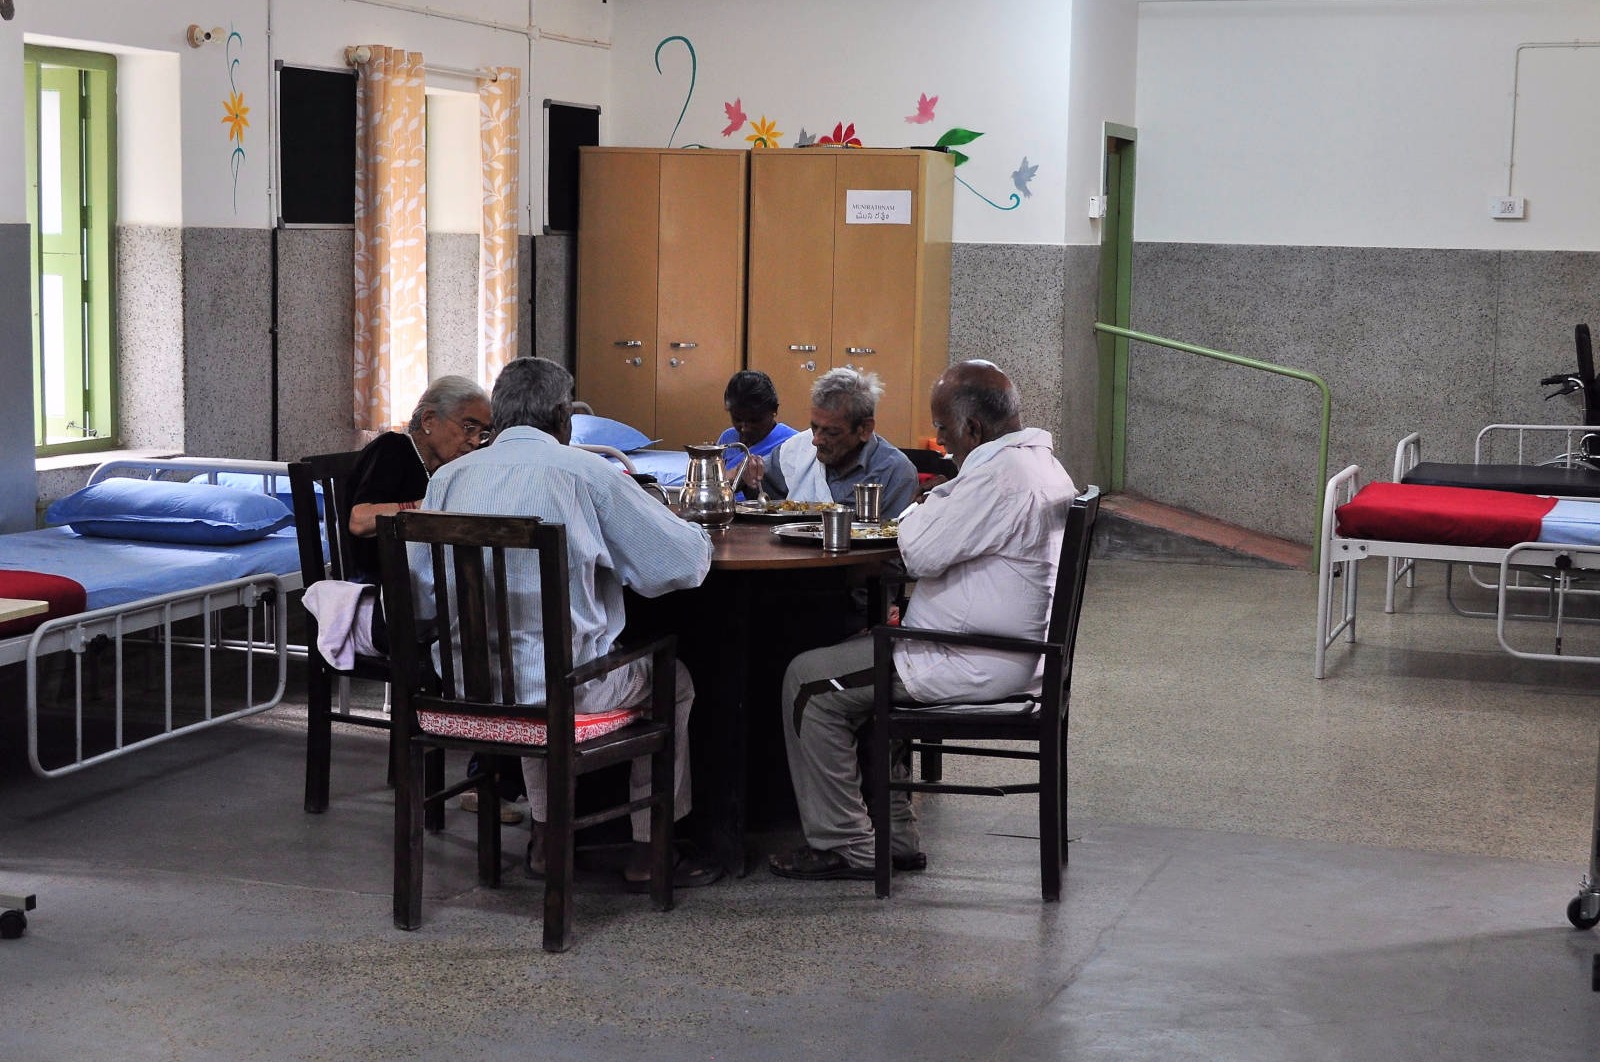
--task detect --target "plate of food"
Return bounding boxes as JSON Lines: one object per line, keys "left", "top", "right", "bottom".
{"left": 771, "top": 521, "right": 900, "bottom": 545}
{"left": 734, "top": 499, "right": 849, "bottom": 523}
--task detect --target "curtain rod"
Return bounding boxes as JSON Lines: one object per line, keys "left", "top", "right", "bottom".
{"left": 340, "top": 0, "right": 611, "bottom": 49}
{"left": 344, "top": 45, "right": 500, "bottom": 81}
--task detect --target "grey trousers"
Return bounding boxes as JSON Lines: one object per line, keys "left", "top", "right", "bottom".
{"left": 522, "top": 660, "right": 694, "bottom": 842}
{"left": 781, "top": 634, "right": 919, "bottom": 867}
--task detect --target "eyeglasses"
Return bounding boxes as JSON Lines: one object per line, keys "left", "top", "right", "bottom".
{"left": 454, "top": 418, "right": 494, "bottom": 446}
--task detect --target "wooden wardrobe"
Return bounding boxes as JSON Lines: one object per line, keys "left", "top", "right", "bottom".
{"left": 746, "top": 148, "right": 954, "bottom": 447}
{"left": 575, "top": 148, "right": 748, "bottom": 450}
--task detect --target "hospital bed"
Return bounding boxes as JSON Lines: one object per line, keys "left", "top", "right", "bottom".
{"left": 0, "top": 457, "right": 304, "bottom": 779}
{"left": 1311, "top": 462, "right": 1600, "bottom": 932}
{"left": 1314, "top": 462, "right": 1600, "bottom": 679}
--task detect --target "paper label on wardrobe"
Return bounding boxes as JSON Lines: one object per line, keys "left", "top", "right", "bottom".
{"left": 845, "top": 190, "right": 912, "bottom": 225}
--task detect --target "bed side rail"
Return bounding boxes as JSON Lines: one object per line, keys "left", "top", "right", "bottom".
{"left": 87, "top": 456, "right": 291, "bottom": 489}
{"left": 19, "top": 573, "right": 290, "bottom": 779}
{"left": 1496, "top": 543, "right": 1600, "bottom": 663}
{"left": 1314, "top": 465, "right": 1364, "bottom": 678}
{"left": 1474, "top": 424, "right": 1596, "bottom": 467}
{"left": 572, "top": 443, "right": 638, "bottom": 472}
{"left": 1392, "top": 432, "right": 1422, "bottom": 482}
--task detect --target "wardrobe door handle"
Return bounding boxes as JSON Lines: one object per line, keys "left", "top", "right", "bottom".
{"left": 846, "top": 346, "right": 875, "bottom": 356}
{"left": 613, "top": 340, "right": 643, "bottom": 348}
{"left": 669, "top": 341, "right": 698, "bottom": 350}
{"left": 788, "top": 344, "right": 817, "bottom": 353}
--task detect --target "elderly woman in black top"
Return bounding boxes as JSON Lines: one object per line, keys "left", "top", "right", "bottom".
{"left": 345, "top": 374, "right": 493, "bottom": 584}
{"left": 343, "top": 374, "right": 525, "bottom": 821}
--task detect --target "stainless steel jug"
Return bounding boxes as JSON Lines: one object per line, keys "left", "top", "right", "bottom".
{"left": 677, "top": 441, "right": 749, "bottom": 531}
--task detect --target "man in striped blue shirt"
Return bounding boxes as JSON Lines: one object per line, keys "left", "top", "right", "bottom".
{"left": 418, "top": 357, "right": 723, "bottom": 891}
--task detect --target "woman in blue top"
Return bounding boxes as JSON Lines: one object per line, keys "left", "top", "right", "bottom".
{"left": 718, "top": 370, "right": 797, "bottom": 493}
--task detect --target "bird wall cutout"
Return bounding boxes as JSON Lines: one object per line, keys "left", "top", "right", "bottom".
{"left": 1, "top": 1, "right": 15, "bottom": 22}
{"left": 905, "top": 93, "right": 938, "bottom": 124}
{"left": 721, "top": 98, "right": 747, "bottom": 137}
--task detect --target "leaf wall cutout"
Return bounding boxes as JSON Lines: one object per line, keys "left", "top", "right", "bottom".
{"left": 934, "top": 127, "right": 984, "bottom": 148}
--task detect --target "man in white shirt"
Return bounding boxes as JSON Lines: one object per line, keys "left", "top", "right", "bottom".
{"left": 417, "top": 357, "right": 723, "bottom": 891}
{"left": 769, "top": 360, "right": 1079, "bottom": 881}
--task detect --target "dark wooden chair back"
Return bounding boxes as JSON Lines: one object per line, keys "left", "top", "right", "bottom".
{"left": 869, "top": 486, "right": 1101, "bottom": 900}
{"left": 1043, "top": 485, "right": 1101, "bottom": 692}
{"left": 375, "top": 509, "right": 678, "bottom": 951}
{"left": 288, "top": 450, "right": 365, "bottom": 590}
{"left": 381, "top": 512, "right": 576, "bottom": 731}
{"left": 287, "top": 450, "right": 398, "bottom": 815}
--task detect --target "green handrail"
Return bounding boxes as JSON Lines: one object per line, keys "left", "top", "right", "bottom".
{"left": 1092, "top": 322, "right": 1332, "bottom": 571}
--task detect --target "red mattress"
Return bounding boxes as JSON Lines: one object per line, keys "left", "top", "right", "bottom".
{"left": 0, "top": 570, "right": 88, "bottom": 638}
{"left": 1335, "top": 482, "right": 1556, "bottom": 548}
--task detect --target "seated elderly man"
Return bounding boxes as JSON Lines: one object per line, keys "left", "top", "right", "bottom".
{"left": 769, "top": 360, "right": 1079, "bottom": 881}
{"left": 417, "top": 357, "right": 723, "bottom": 891}
{"left": 746, "top": 368, "right": 917, "bottom": 516}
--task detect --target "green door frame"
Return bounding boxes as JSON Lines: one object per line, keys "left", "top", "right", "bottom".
{"left": 1094, "top": 122, "right": 1135, "bottom": 490}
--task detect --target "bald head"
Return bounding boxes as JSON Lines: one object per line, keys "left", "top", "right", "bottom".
{"left": 930, "top": 360, "right": 1022, "bottom": 466}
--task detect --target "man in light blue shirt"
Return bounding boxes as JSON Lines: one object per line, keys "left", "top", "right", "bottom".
{"left": 417, "top": 357, "right": 722, "bottom": 890}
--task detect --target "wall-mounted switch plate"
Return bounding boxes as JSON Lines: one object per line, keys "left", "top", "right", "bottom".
{"left": 1490, "top": 196, "right": 1526, "bottom": 219}
{"left": 1088, "top": 195, "right": 1107, "bottom": 219}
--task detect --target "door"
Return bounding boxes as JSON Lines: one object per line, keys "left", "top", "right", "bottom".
{"left": 655, "top": 151, "right": 746, "bottom": 449}
{"left": 576, "top": 150, "right": 659, "bottom": 434}
{"left": 831, "top": 152, "right": 921, "bottom": 444}
{"left": 747, "top": 150, "right": 835, "bottom": 422}
{"left": 1096, "top": 126, "right": 1136, "bottom": 490}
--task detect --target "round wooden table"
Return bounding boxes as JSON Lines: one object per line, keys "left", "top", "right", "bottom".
{"left": 708, "top": 519, "right": 901, "bottom": 572}
{"left": 636, "top": 518, "right": 900, "bottom": 873}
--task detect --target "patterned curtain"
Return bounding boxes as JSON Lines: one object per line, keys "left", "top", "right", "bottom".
{"left": 352, "top": 46, "right": 428, "bottom": 432}
{"left": 477, "top": 68, "right": 521, "bottom": 384}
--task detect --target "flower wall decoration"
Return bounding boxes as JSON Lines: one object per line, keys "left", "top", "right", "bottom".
{"left": 222, "top": 28, "right": 247, "bottom": 213}
{"left": 745, "top": 116, "right": 782, "bottom": 148}
{"left": 649, "top": 35, "right": 1035, "bottom": 212}
{"left": 818, "top": 121, "right": 863, "bottom": 148}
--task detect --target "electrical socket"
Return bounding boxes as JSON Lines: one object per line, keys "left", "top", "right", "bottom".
{"left": 1490, "top": 196, "right": 1526, "bottom": 220}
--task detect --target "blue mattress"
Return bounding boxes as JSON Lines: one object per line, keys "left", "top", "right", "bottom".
{"left": 0, "top": 526, "right": 302, "bottom": 610}
{"left": 618, "top": 449, "right": 690, "bottom": 487}
{"left": 1539, "top": 499, "right": 1600, "bottom": 547}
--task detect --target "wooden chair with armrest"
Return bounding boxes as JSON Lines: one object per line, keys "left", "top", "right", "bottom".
{"left": 288, "top": 451, "right": 443, "bottom": 820}
{"left": 375, "top": 510, "right": 677, "bottom": 952}
{"left": 867, "top": 486, "right": 1100, "bottom": 900}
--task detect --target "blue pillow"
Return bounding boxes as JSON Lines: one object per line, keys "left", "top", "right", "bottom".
{"left": 46, "top": 478, "right": 294, "bottom": 544}
{"left": 569, "top": 413, "right": 655, "bottom": 453}
{"left": 189, "top": 471, "right": 322, "bottom": 518}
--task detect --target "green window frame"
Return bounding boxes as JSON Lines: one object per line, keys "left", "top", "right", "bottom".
{"left": 25, "top": 45, "right": 118, "bottom": 455}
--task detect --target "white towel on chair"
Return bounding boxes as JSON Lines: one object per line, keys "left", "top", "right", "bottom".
{"left": 302, "top": 580, "right": 379, "bottom": 671}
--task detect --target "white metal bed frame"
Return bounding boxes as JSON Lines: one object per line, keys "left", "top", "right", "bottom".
{"left": 1314, "top": 460, "right": 1600, "bottom": 681}
{"left": 1313, "top": 448, "right": 1600, "bottom": 931}
{"left": 1, "top": 457, "right": 303, "bottom": 780}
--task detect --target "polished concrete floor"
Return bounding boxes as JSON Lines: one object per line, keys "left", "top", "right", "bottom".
{"left": 2, "top": 557, "right": 1597, "bottom": 1061}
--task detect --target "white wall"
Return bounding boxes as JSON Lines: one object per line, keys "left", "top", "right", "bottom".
{"left": 1, "top": 0, "right": 615, "bottom": 233}
{"left": 1136, "top": 0, "right": 1600, "bottom": 250}
{"left": 1066, "top": 0, "right": 1140, "bottom": 247}
{"left": 605, "top": 0, "right": 1073, "bottom": 246}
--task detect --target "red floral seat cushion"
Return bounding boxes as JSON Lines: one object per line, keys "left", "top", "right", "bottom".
{"left": 0, "top": 570, "right": 88, "bottom": 638}
{"left": 416, "top": 705, "right": 642, "bottom": 746}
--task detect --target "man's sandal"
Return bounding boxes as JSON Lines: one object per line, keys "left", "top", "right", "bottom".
{"left": 767, "top": 845, "right": 928, "bottom": 880}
